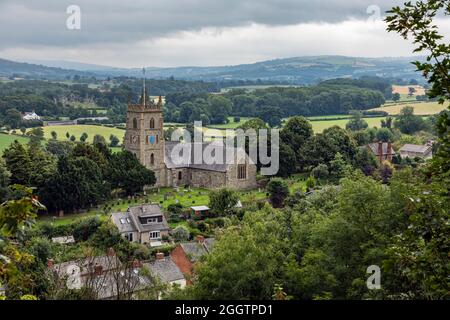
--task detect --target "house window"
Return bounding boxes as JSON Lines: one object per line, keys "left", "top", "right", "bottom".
{"left": 150, "top": 118, "right": 155, "bottom": 129}
{"left": 125, "top": 233, "right": 133, "bottom": 242}
{"left": 149, "top": 231, "right": 160, "bottom": 240}
{"left": 178, "top": 171, "right": 182, "bottom": 180}
{"left": 150, "top": 154, "right": 155, "bottom": 165}
{"left": 237, "top": 164, "right": 247, "bottom": 180}
{"left": 132, "top": 118, "right": 138, "bottom": 129}
{"left": 146, "top": 217, "right": 158, "bottom": 224}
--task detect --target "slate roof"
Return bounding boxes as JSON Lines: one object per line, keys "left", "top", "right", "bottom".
{"left": 112, "top": 204, "right": 170, "bottom": 234}
{"left": 128, "top": 204, "right": 170, "bottom": 233}
{"left": 144, "top": 257, "right": 185, "bottom": 283}
{"left": 399, "top": 144, "right": 431, "bottom": 154}
{"left": 111, "top": 212, "right": 135, "bottom": 233}
{"left": 180, "top": 238, "right": 215, "bottom": 262}
{"left": 164, "top": 141, "right": 251, "bottom": 172}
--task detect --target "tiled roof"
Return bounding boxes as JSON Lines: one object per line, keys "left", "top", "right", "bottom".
{"left": 111, "top": 212, "right": 136, "bottom": 233}
{"left": 144, "top": 257, "right": 184, "bottom": 283}
{"left": 128, "top": 204, "right": 170, "bottom": 233}
{"left": 367, "top": 142, "right": 395, "bottom": 156}
{"left": 399, "top": 144, "right": 431, "bottom": 154}
{"left": 164, "top": 141, "right": 251, "bottom": 172}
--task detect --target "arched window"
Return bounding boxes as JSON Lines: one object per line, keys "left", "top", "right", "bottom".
{"left": 178, "top": 171, "right": 182, "bottom": 180}
{"left": 150, "top": 153, "right": 155, "bottom": 165}
{"left": 132, "top": 118, "right": 137, "bottom": 129}
{"left": 150, "top": 118, "right": 155, "bottom": 129}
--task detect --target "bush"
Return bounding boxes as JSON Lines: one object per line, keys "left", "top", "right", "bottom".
{"left": 172, "top": 225, "right": 190, "bottom": 242}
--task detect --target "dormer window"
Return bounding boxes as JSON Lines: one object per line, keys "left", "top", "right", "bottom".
{"left": 146, "top": 217, "right": 158, "bottom": 224}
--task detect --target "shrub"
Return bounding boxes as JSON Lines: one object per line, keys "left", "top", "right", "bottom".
{"left": 172, "top": 226, "right": 190, "bottom": 242}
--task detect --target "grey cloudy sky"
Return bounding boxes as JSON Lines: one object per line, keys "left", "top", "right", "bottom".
{"left": 0, "top": 0, "right": 448, "bottom": 67}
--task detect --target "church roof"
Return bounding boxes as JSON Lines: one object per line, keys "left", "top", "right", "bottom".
{"left": 164, "top": 141, "right": 250, "bottom": 172}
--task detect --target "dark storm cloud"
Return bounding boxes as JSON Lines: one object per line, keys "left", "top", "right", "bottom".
{"left": 0, "top": 0, "right": 395, "bottom": 48}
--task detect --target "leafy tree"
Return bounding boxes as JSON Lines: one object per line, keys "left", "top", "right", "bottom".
{"left": 267, "top": 178, "right": 289, "bottom": 208}
{"left": 379, "top": 160, "right": 394, "bottom": 184}
{"left": 65, "top": 132, "right": 70, "bottom": 139}
{"left": 208, "top": 188, "right": 239, "bottom": 216}
{"left": 305, "top": 176, "right": 316, "bottom": 191}
{"left": 3, "top": 141, "right": 32, "bottom": 185}
{"left": 311, "top": 164, "right": 329, "bottom": 180}
{"left": 408, "top": 87, "right": 416, "bottom": 97}
{"left": 328, "top": 152, "right": 351, "bottom": 182}
{"left": 354, "top": 147, "right": 379, "bottom": 176}
{"left": 277, "top": 143, "right": 297, "bottom": 177}
{"left": 70, "top": 135, "right": 76, "bottom": 142}
{"left": 0, "top": 158, "right": 11, "bottom": 201}
{"left": 93, "top": 134, "right": 107, "bottom": 146}
{"left": 280, "top": 116, "right": 313, "bottom": 170}
{"left": 394, "top": 106, "right": 425, "bottom": 134}
{"left": 50, "top": 131, "right": 57, "bottom": 140}
{"left": 4, "top": 109, "right": 22, "bottom": 129}
{"left": 109, "top": 134, "right": 120, "bottom": 147}
{"left": 80, "top": 132, "right": 88, "bottom": 143}
{"left": 375, "top": 127, "right": 394, "bottom": 142}
{"left": 392, "top": 92, "right": 401, "bottom": 102}
{"left": 19, "top": 127, "right": 26, "bottom": 135}
{"left": 380, "top": 117, "right": 393, "bottom": 129}
{"left": 106, "top": 151, "right": 156, "bottom": 196}
{"left": 257, "top": 106, "right": 282, "bottom": 127}
{"left": 346, "top": 110, "right": 368, "bottom": 131}
{"left": 0, "top": 186, "right": 45, "bottom": 299}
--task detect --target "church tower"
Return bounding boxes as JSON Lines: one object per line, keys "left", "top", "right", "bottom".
{"left": 125, "top": 70, "right": 166, "bottom": 187}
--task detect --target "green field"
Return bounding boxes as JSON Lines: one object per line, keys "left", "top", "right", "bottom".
{"left": 207, "top": 117, "right": 253, "bottom": 129}
{"left": 310, "top": 117, "right": 386, "bottom": 133}
{"left": 40, "top": 125, "right": 125, "bottom": 144}
{"left": 370, "top": 101, "right": 447, "bottom": 116}
{"left": 0, "top": 134, "right": 29, "bottom": 152}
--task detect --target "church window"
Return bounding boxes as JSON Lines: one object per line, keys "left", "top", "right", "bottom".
{"left": 237, "top": 164, "right": 247, "bottom": 180}
{"left": 150, "top": 118, "right": 155, "bottom": 129}
{"left": 132, "top": 118, "right": 138, "bottom": 129}
{"left": 150, "top": 154, "right": 155, "bottom": 165}
{"left": 178, "top": 171, "right": 182, "bottom": 180}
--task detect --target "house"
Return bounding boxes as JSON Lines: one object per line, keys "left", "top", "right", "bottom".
{"left": 111, "top": 204, "right": 170, "bottom": 246}
{"left": 190, "top": 205, "right": 210, "bottom": 218}
{"left": 21, "top": 111, "right": 41, "bottom": 121}
{"left": 366, "top": 141, "right": 395, "bottom": 163}
{"left": 49, "top": 249, "right": 153, "bottom": 300}
{"left": 171, "top": 236, "right": 215, "bottom": 280}
{"left": 399, "top": 142, "right": 433, "bottom": 159}
{"left": 143, "top": 252, "right": 186, "bottom": 289}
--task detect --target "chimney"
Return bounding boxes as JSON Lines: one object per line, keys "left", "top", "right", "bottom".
{"left": 107, "top": 247, "right": 116, "bottom": 257}
{"left": 155, "top": 252, "right": 165, "bottom": 261}
{"left": 196, "top": 235, "right": 205, "bottom": 244}
{"left": 378, "top": 141, "right": 383, "bottom": 163}
{"left": 94, "top": 264, "right": 103, "bottom": 276}
{"left": 47, "top": 259, "right": 54, "bottom": 268}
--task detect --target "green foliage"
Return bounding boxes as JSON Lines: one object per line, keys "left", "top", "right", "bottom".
{"left": 394, "top": 106, "right": 425, "bottom": 134}
{"left": 266, "top": 178, "right": 289, "bottom": 208}
{"left": 106, "top": 150, "right": 156, "bottom": 196}
{"left": 208, "top": 188, "right": 239, "bottom": 216}
{"left": 305, "top": 176, "right": 317, "bottom": 190}
{"left": 172, "top": 226, "right": 190, "bottom": 242}
{"left": 346, "top": 110, "right": 369, "bottom": 131}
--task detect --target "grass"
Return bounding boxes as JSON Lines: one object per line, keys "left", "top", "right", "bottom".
{"left": 206, "top": 117, "right": 253, "bottom": 129}
{"left": 309, "top": 117, "right": 386, "bottom": 133}
{"left": 370, "top": 101, "right": 448, "bottom": 116}
{"left": 0, "top": 134, "right": 29, "bottom": 152}
{"left": 39, "top": 125, "right": 125, "bottom": 144}
{"left": 392, "top": 85, "right": 426, "bottom": 96}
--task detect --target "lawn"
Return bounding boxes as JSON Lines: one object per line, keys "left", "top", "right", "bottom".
{"left": 0, "top": 134, "right": 29, "bottom": 152}
{"left": 39, "top": 125, "right": 126, "bottom": 144}
{"left": 370, "top": 101, "right": 448, "bottom": 116}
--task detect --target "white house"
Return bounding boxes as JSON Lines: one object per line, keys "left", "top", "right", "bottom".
{"left": 22, "top": 111, "right": 41, "bottom": 121}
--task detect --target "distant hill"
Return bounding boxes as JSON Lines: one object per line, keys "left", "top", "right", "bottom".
{"left": 1, "top": 55, "right": 425, "bottom": 84}
{"left": 0, "top": 58, "right": 97, "bottom": 80}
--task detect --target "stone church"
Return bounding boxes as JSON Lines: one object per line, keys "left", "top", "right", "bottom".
{"left": 124, "top": 91, "right": 257, "bottom": 190}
